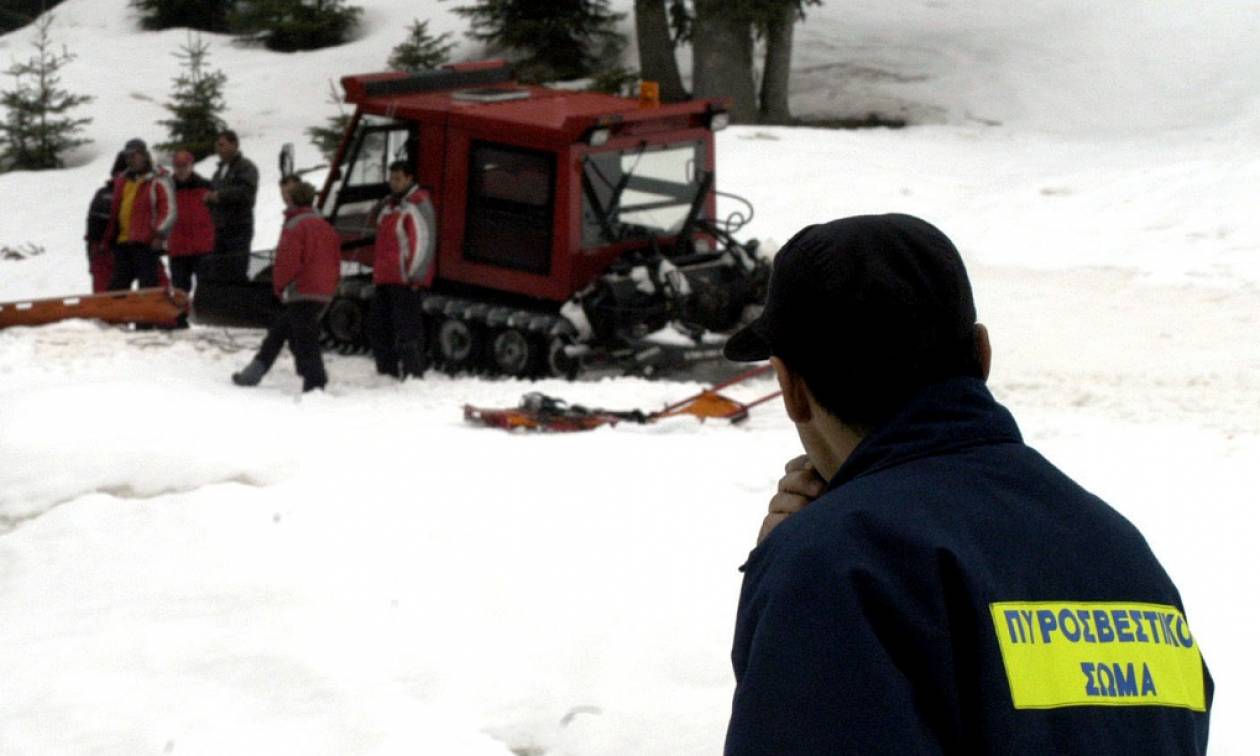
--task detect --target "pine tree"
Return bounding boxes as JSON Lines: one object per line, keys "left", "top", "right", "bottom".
{"left": 230, "top": 0, "right": 362, "bottom": 52}
{"left": 305, "top": 81, "right": 352, "bottom": 162}
{"left": 448, "top": 0, "right": 626, "bottom": 83}
{"left": 387, "top": 19, "right": 456, "bottom": 72}
{"left": 0, "top": 1, "right": 68, "bottom": 34}
{"left": 129, "top": 0, "right": 234, "bottom": 32}
{"left": 157, "top": 34, "right": 228, "bottom": 161}
{"left": 0, "top": 15, "right": 93, "bottom": 171}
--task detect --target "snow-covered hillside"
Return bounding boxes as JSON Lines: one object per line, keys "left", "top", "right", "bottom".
{"left": 1, "top": 1, "right": 1257, "bottom": 754}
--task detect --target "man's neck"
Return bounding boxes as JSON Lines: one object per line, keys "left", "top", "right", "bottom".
{"left": 800, "top": 421, "right": 865, "bottom": 482}
{"left": 796, "top": 392, "right": 868, "bottom": 482}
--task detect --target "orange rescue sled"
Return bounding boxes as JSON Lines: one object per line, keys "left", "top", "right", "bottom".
{"left": 0, "top": 288, "right": 189, "bottom": 330}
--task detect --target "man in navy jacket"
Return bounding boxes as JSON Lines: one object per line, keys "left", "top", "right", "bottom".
{"left": 722, "top": 214, "right": 1212, "bottom": 754}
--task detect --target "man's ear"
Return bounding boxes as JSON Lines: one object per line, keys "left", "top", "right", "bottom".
{"left": 770, "top": 356, "right": 813, "bottom": 424}
{"left": 974, "top": 323, "right": 992, "bottom": 381}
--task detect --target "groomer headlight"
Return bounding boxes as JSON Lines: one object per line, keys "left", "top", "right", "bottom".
{"left": 587, "top": 127, "right": 612, "bottom": 146}
{"left": 708, "top": 110, "right": 730, "bottom": 131}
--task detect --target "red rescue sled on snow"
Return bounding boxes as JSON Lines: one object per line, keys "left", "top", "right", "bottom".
{"left": 463, "top": 364, "right": 781, "bottom": 432}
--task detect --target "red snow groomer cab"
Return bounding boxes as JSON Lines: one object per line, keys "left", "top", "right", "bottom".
{"left": 193, "top": 60, "right": 769, "bottom": 376}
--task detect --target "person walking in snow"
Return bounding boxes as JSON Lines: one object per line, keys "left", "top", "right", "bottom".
{"left": 166, "top": 150, "right": 216, "bottom": 327}
{"left": 231, "top": 176, "right": 340, "bottom": 393}
{"left": 204, "top": 128, "right": 259, "bottom": 282}
{"left": 722, "top": 214, "right": 1212, "bottom": 754}
{"left": 104, "top": 139, "right": 176, "bottom": 293}
{"left": 368, "top": 159, "right": 436, "bottom": 379}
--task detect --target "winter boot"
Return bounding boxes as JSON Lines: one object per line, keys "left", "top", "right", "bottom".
{"left": 398, "top": 340, "right": 428, "bottom": 380}
{"left": 300, "top": 362, "right": 328, "bottom": 393}
{"left": 374, "top": 355, "right": 400, "bottom": 378}
{"left": 232, "top": 359, "right": 268, "bottom": 387}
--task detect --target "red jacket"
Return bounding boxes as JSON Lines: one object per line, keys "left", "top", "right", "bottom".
{"left": 273, "top": 206, "right": 341, "bottom": 302}
{"left": 104, "top": 168, "right": 176, "bottom": 247}
{"left": 372, "top": 184, "right": 436, "bottom": 287}
{"left": 168, "top": 173, "right": 216, "bottom": 257}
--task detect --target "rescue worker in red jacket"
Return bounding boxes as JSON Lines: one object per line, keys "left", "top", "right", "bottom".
{"left": 166, "top": 150, "right": 216, "bottom": 328}
{"left": 231, "top": 176, "right": 341, "bottom": 392}
{"left": 104, "top": 138, "right": 176, "bottom": 292}
{"left": 167, "top": 150, "right": 216, "bottom": 291}
{"left": 369, "top": 159, "right": 436, "bottom": 379}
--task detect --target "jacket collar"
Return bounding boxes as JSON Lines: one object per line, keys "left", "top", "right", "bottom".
{"left": 825, "top": 377, "right": 1023, "bottom": 492}
{"left": 388, "top": 183, "right": 419, "bottom": 205}
{"left": 284, "top": 205, "right": 317, "bottom": 220}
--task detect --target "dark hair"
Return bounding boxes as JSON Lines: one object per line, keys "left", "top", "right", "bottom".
{"left": 109, "top": 151, "right": 128, "bottom": 177}
{"left": 796, "top": 334, "right": 984, "bottom": 433}
{"left": 283, "top": 177, "right": 317, "bottom": 208}
{"left": 388, "top": 159, "right": 413, "bottom": 177}
{"left": 217, "top": 129, "right": 240, "bottom": 146}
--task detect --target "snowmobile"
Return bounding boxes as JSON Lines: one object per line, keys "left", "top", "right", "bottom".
{"left": 191, "top": 60, "right": 770, "bottom": 377}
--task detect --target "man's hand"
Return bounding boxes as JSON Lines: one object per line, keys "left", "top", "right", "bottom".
{"left": 204, "top": 191, "right": 218, "bottom": 204}
{"left": 757, "top": 455, "right": 826, "bottom": 545}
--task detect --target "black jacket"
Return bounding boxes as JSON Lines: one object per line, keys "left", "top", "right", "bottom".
{"left": 209, "top": 152, "right": 259, "bottom": 231}
{"left": 84, "top": 179, "right": 114, "bottom": 247}
{"left": 726, "top": 378, "right": 1212, "bottom": 755}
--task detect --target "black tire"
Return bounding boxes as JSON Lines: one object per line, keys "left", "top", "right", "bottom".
{"left": 437, "top": 317, "right": 479, "bottom": 371}
{"left": 324, "top": 297, "right": 367, "bottom": 347}
{"left": 490, "top": 328, "right": 536, "bottom": 377}
{"left": 546, "top": 336, "right": 579, "bottom": 380}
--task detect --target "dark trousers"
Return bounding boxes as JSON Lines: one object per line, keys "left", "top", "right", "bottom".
{"left": 369, "top": 284, "right": 427, "bottom": 377}
{"left": 212, "top": 223, "right": 254, "bottom": 282}
{"left": 107, "top": 242, "right": 161, "bottom": 291}
{"left": 169, "top": 254, "right": 208, "bottom": 293}
{"left": 169, "top": 254, "right": 207, "bottom": 328}
{"left": 256, "top": 301, "right": 328, "bottom": 391}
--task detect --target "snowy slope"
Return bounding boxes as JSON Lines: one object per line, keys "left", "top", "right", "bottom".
{"left": 1, "top": 1, "right": 1258, "bottom": 754}
{"left": 1, "top": 0, "right": 1259, "bottom": 296}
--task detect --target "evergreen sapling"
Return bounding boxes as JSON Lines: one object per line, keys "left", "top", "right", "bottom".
{"left": 129, "top": 0, "right": 233, "bottom": 33}
{"left": 448, "top": 0, "right": 626, "bottom": 83}
{"left": 231, "top": 0, "right": 363, "bottom": 52}
{"left": 0, "top": 15, "right": 92, "bottom": 171}
{"left": 388, "top": 19, "right": 456, "bottom": 72}
{"left": 158, "top": 34, "right": 228, "bottom": 161}
{"left": 305, "top": 80, "right": 352, "bottom": 161}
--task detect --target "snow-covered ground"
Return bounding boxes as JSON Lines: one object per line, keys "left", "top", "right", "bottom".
{"left": 1, "top": 1, "right": 1257, "bottom": 753}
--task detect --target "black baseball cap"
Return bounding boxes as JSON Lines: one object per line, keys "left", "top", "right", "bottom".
{"left": 724, "top": 214, "right": 977, "bottom": 379}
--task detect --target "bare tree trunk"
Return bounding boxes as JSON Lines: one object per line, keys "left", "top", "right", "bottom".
{"left": 759, "top": 2, "right": 795, "bottom": 124}
{"left": 633, "top": 0, "right": 687, "bottom": 102}
{"left": 691, "top": 0, "right": 758, "bottom": 123}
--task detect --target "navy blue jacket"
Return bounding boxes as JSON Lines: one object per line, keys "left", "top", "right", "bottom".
{"left": 726, "top": 378, "right": 1212, "bottom": 754}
